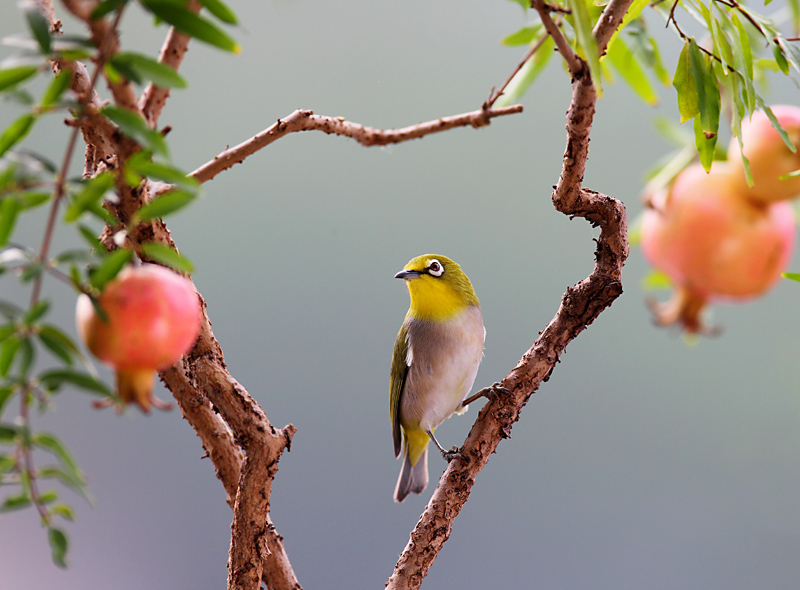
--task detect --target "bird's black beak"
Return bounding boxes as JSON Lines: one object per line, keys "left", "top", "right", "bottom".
{"left": 395, "top": 269, "right": 421, "bottom": 280}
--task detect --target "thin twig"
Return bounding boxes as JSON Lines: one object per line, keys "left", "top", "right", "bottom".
{"left": 189, "top": 105, "right": 523, "bottom": 184}
{"left": 486, "top": 33, "right": 550, "bottom": 108}
{"left": 533, "top": 0, "right": 584, "bottom": 76}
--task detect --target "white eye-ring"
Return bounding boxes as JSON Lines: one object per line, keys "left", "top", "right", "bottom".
{"left": 427, "top": 259, "right": 444, "bottom": 277}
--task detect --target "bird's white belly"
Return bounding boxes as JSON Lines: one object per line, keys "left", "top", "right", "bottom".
{"left": 400, "top": 307, "right": 484, "bottom": 433}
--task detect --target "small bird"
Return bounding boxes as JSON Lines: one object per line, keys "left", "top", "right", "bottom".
{"left": 391, "top": 254, "right": 485, "bottom": 502}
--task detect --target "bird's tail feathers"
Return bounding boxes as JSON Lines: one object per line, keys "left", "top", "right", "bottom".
{"left": 394, "top": 441, "right": 428, "bottom": 503}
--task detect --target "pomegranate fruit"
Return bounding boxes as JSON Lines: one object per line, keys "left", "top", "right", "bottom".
{"left": 728, "top": 105, "right": 800, "bottom": 204}
{"left": 641, "top": 162, "right": 795, "bottom": 333}
{"left": 76, "top": 263, "right": 201, "bottom": 411}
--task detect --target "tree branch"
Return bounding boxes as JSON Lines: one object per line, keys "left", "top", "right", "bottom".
{"left": 386, "top": 6, "right": 630, "bottom": 589}
{"left": 139, "top": 0, "right": 201, "bottom": 126}
{"left": 533, "top": 0, "right": 584, "bottom": 76}
{"left": 593, "top": 0, "right": 636, "bottom": 56}
{"left": 189, "top": 105, "right": 523, "bottom": 184}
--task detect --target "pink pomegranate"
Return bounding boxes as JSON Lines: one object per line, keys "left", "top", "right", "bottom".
{"left": 641, "top": 162, "right": 795, "bottom": 333}
{"left": 76, "top": 263, "right": 201, "bottom": 411}
{"left": 728, "top": 105, "right": 800, "bottom": 204}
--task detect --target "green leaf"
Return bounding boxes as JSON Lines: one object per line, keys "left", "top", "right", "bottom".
{"left": 673, "top": 41, "right": 699, "bottom": 124}
{"left": 40, "top": 69, "right": 72, "bottom": 108}
{"left": 0, "top": 114, "right": 37, "bottom": 158}
{"left": 89, "top": 248, "right": 132, "bottom": 291}
{"left": 606, "top": 34, "right": 658, "bottom": 106}
{"left": 0, "top": 324, "right": 15, "bottom": 344}
{"left": 141, "top": 0, "right": 240, "bottom": 53}
{"left": 198, "top": 0, "right": 238, "bottom": 24}
{"left": 693, "top": 116, "right": 717, "bottom": 172}
{"left": 0, "top": 301, "right": 22, "bottom": 319}
{"left": 772, "top": 42, "right": 789, "bottom": 75}
{"left": 0, "top": 386, "right": 14, "bottom": 415}
{"left": 18, "top": 191, "right": 50, "bottom": 210}
{"left": 140, "top": 242, "right": 194, "bottom": 273}
{"left": 502, "top": 24, "right": 542, "bottom": 46}
{"left": 688, "top": 42, "right": 719, "bottom": 170}
{"left": 0, "top": 336, "right": 20, "bottom": 377}
{"left": 495, "top": 36, "right": 555, "bottom": 107}
{"left": 38, "top": 368, "right": 114, "bottom": 397}
{"left": 135, "top": 190, "right": 195, "bottom": 220}
{"left": 0, "top": 454, "right": 15, "bottom": 474}
{"left": 566, "top": 0, "right": 602, "bottom": 97}
{"left": 0, "top": 197, "right": 21, "bottom": 247}
{"left": 23, "top": 4, "right": 52, "bottom": 55}
{"left": 109, "top": 52, "right": 187, "bottom": 89}
{"left": 48, "top": 527, "right": 68, "bottom": 568}
{"left": 77, "top": 224, "right": 102, "bottom": 250}
{"left": 64, "top": 172, "right": 115, "bottom": 222}
{"left": 729, "top": 12, "right": 754, "bottom": 110}
{"left": 23, "top": 300, "right": 49, "bottom": 325}
{"left": 17, "top": 336, "right": 34, "bottom": 378}
{"left": 0, "top": 493, "right": 32, "bottom": 513}
{"left": 126, "top": 154, "right": 198, "bottom": 187}
{"left": 49, "top": 503, "right": 75, "bottom": 521}
{"left": 0, "top": 66, "right": 40, "bottom": 93}
{"left": 783, "top": 272, "right": 800, "bottom": 282}
{"left": 102, "top": 106, "right": 167, "bottom": 156}
{"left": 760, "top": 101, "right": 797, "bottom": 153}
{"left": 641, "top": 268, "right": 672, "bottom": 290}
{"left": 91, "top": 0, "right": 129, "bottom": 20}
{"left": 32, "top": 433, "right": 82, "bottom": 478}
{"left": 38, "top": 325, "right": 81, "bottom": 365}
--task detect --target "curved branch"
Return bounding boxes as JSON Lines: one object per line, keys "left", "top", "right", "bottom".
{"left": 387, "top": 9, "right": 630, "bottom": 590}
{"left": 189, "top": 105, "right": 523, "bottom": 184}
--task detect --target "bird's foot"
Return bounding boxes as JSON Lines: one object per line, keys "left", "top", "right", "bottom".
{"left": 462, "top": 381, "right": 512, "bottom": 406}
{"left": 442, "top": 446, "right": 463, "bottom": 463}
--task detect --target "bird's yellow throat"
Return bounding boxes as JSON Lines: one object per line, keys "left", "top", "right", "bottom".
{"left": 406, "top": 276, "right": 474, "bottom": 321}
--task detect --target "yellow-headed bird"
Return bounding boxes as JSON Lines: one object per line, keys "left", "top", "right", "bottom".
{"left": 391, "top": 254, "right": 485, "bottom": 502}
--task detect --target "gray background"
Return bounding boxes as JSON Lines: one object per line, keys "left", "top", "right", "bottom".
{"left": 2, "top": 1, "right": 800, "bottom": 589}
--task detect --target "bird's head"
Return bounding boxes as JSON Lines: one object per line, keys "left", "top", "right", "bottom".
{"left": 395, "top": 254, "right": 479, "bottom": 321}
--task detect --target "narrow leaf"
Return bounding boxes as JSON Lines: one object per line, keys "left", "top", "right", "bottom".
{"left": 135, "top": 190, "right": 195, "bottom": 220}
{"left": 140, "top": 242, "right": 194, "bottom": 273}
{"left": 783, "top": 272, "right": 800, "bottom": 282}
{"left": 102, "top": 106, "right": 167, "bottom": 156}
{"left": 502, "top": 24, "right": 542, "bottom": 46}
{"left": 110, "top": 52, "right": 187, "bottom": 89}
{"left": 89, "top": 248, "right": 132, "bottom": 291}
{"left": 198, "top": 0, "right": 238, "bottom": 24}
{"left": 48, "top": 527, "right": 68, "bottom": 568}
{"left": 0, "top": 493, "right": 32, "bottom": 513}
{"left": 141, "top": 0, "right": 240, "bottom": 53}
{"left": 0, "top": 66, "right": 40, "bottom": 93}
{"left": 606, "top": 34, "right": 658, "bottom": 106}
{"left": 64, "top": 173, "right": 115, "bottom": 222}
{"left": 0, "top": 197, "right": 21, "bottom": 247}
{"left": 495, "top": 36, "right": 555, "bottom": 107}
{"left": 566, "top": 0, "right": 602, "bottom": 97}
{"left": 23, "top": 4, "right": 52, "bottom": 55}
{"left": 126, "top": 154, "right": 198, "bottom": 187}
{"left": 38, "top": 325, "right": 81, "bottom": 365}
{"left": 38, "top": 368, "right": 114, "bottom": 397}
{"left": 0, "top": 335, "right": 20, "bottom": 377}
{"left": 673, "top": 42, "right": 699, "bottom": 123}
{"left": 40, "top": 69, "right": 72, "bottom": 108}
{"left": 0, "top": 114, "right": 36, "bottom": 158}
{"left": 91, "top": 0, "right": 128, "bottom": 20}
{"left": 23, "top": 300, "right": 49, "bottom": 325}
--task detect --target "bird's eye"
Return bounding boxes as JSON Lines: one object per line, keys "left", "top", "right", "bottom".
{"left": 427, "top": 259, "right": 444, "bottom": 277}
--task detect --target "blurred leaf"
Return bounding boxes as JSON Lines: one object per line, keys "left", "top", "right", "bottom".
{"left": 502, "top": 24, "right": 542, "bottom": 46}
{"left": 77, "top": 224, "right": 102, "bottom": 250}
{"left": 140, "top": 242, "right": 194, "bottom": 273}
{"left": 48, "top": 527, "right": 68, "bottom": 568}
{"left": 0, "top": 324, "right": 15, "bottom": 344}
{"left": 89, "top": 247, "right": 132, "bottom": 291}
{"left": 198, "top": 0, "right": 238, "bottom": 24}
{"left": 40, "top": 69, "right": 72, "bottom": 109}
{"left": 0, "top": 66, "right": 40, "bottom": 93}
{"left": 18, "top": 191, "right": 50, "bottom": 210}
{"left": 783, "top": 271, "right": 800, "bottom": 282}
{"left": 17, "top": 336, "right": 34, "bottom": 378}
{"left": 140, "top": 0, "right": 240, "bottom": 53}
{"left": 728, "top": 11, "right": 754, "bottom": 111}
{"left": 641, "top": 269, "right": 673, "bottom": 290}
{"left": 606, "top": 34, "right": 658, "bottom": 105}
{"left": 23, "top": 4, "right": 52, "bottom": 55}
{"left": 64, "top": 173, "right": 115, "bottom": 223}
{"left": 53, "top": 249, "right": 93, "bottom": 264}
{"left": 495, "top": 36, "right": 555, "bottom": 107}
{"left": 91, "top": 0, "right": 128, "bottom": 19}
{"left": 38, "top": 368, "right": 114, "bottom": 397}
{"left": 688, "top": 42, "right": 719, "bottom": 170}
{"left": 126, "top": 154, "right": 198, "bottom": 187}
{"left": 32, "top": 433, "right": 82, "bottom": 480}
{"left": 0, "top": 335, "right": 20, "bottom": 377}
{"left": 109, "top": 52, "right": 187, "bottom": 89}
{"left": 0, "top": 493, "right": 32, "bottom": 513}
{"left": 0, "top": 196, "right": 21, "bottom": 247}
{"left": 0, "top": 114, "right": 37, "bottom": 158}
{"left": 0, "top": 301, "right": 22, "bottom": 319}
{"left": 0, "top": 423, "right": 18, "bottom": 442}
{"left": 0, "top": 454, "right": 15, "bottom": 474}
{"left": 760, "top": 101, "right": 796, "bottom": 153}
{"left": 38, "top": 325, "right": 81, "bottom": 365}
{"left": 23, "top": 300, "right": 49, "bottom": 325}
{"left": 772, "top": 42, "right": 789, "bottom": 74}
{"left": 135, "top": 190, "right": 195, "bottom": 220}
{"left": 49, "top": 503, "right": 75, "bottom": 522}
{"left": 0, "top": 385, "right": 13, "bottom": 415}
{"left": 102, "top": 106, "right": 167, "bottom": 156}
{"left": 21, "top": 262, "right": 43, "bottom": 283}
{"left": 673, "top": 42, "right": 698, "bottom": 124}
{"left": 566, "top": 0, "right": 602, "bottom": 97}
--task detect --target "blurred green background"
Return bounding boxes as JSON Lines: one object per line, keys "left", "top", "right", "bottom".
{"left": 2, "top": 1, "right": 800, "bottom": 589}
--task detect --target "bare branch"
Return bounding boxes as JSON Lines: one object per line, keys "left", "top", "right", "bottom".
{"left": 387, "top": 9, "right": 629, "bottom": 590}
{"left": 533, "top": 0, "right": 584, "bottom": 76}
{"left": 593, "top": 0, "right": 636, "bottom": 55}
{"left": 189, "top": 105, "right": 523, "bottom": 183}
{"left": 140, "top": 0, "right": 201, "bottom": 126}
